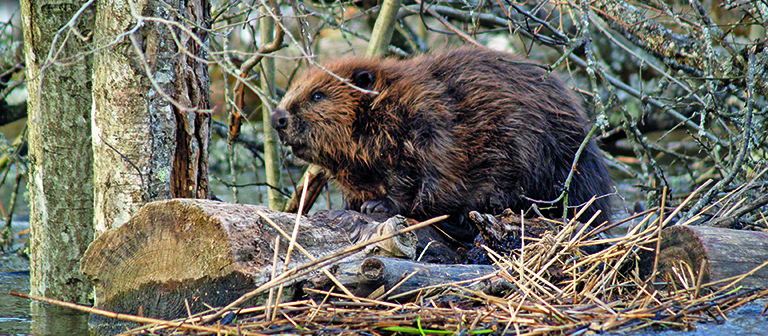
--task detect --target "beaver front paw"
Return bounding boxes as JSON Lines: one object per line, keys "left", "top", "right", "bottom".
{"left": 360, "top": 199, "right": 396, "bottom": 216}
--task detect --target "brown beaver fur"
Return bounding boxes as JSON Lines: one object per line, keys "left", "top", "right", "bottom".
{"left": 272, "top": 47, "right": 612, "bottom": 242}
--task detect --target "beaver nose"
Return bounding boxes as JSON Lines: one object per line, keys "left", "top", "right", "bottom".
{"left": 271, "top": 108, "right": 288, "bottom": 130}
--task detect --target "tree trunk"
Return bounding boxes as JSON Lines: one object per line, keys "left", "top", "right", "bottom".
{"left": 91, "top": 0, "right": 211, "bottom": 233}
{"left": 20, "top": 0, "right": 95, "bottom": 303}
{"left": 260, "top": 5, "right": 282, "bottom": 210}
{"left": 366, "top": 0, "right": 402, "bottom": 57}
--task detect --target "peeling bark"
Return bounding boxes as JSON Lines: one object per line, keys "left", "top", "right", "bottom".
{"left": 91, "top": 0, "right": 210, "bottom": 233}
{"left": 171, "top": 0, "right": 212, "bottom": 200}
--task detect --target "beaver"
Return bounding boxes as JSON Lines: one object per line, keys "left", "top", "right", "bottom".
{"left": 271, "top": 47, "right": 613, "bottom": 242}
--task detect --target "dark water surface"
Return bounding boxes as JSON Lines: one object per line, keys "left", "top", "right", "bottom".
{"left": 630, "top": 301, "right": 768, "bottom": 336}
{"left": 1, "top": 251, "right": 32, "bottom": 335}
{"left": 1, "top": 224, "right": 91, "bottom": 336}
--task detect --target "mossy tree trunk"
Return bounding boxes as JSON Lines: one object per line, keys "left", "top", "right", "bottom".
{"left": 20, "top": 0, "right": 95, "bottom": 304}
{"left": 91, "top": 0, "right": 211, "bottom": 234}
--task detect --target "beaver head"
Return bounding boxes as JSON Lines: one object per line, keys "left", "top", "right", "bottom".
{"left": 271, "top": 59, "right": 398, "bottom": 171}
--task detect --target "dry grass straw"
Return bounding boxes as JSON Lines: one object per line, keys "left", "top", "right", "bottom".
{"left": 13, "top": 190, "right": 768, "bottom": 335}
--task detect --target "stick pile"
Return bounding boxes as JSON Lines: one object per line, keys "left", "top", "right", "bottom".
{"left": 12, "top": 197, "right": 768, "bottom": 335}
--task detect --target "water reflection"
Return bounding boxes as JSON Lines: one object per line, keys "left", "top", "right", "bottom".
{"left": 30, "top": 302, "right": 89, "bottom": 336}
{"left": 1, "top": 254, "right": 91, "bottom": 335}
{"left": 629, "top": 300, "right": 768, "bottom": 336}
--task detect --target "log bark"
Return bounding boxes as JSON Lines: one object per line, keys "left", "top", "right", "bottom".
{"left": 657, "top": 226, "right": 768, "bottom": 288}
{"left": 80, "top": 199, "right": 419, "bottom": 325}
{"left": 170, "top": 0, "right": 212, "bottom": 200}
{"left": 21, "top": 0, "right": 94, "bottom": 304}
{"left": 307, "top": 256, "right": 510, "bottom": 301}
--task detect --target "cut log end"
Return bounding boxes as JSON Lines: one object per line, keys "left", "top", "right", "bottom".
{"left": 81, "top": 199, "right": 427, "bottom": 322}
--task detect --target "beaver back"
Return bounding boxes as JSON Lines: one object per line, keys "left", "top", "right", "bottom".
{"left": 272, "top": 47, "right": 613, "bottom": 241}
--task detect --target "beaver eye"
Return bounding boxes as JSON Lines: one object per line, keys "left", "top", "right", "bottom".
{"left": 311, "top": 92, "right": 324, "bottom": 102}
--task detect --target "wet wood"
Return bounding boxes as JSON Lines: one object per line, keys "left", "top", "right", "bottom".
{"left": 658, "top": 225, "right": 768, "bottom": 288}
{"left": 307, "top": 256, "right": 512, "bottom": 301}
{"left": 80, "top": 199, "right": 419, "bottom": 322}
{"left": 283, "top": 164, "right": 328, "bottom": 214}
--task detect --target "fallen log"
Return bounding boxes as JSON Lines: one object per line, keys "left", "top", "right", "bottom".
{"left": 657, "top": 225, "right": 768, "bottom": 288}
{"left": 80, "top": 199, "right": 420, "bottom": 330}
{"left": 307, "top": 256, "right": 512, "bottom": 301}
{"left": 80, "top": 198, "right": 612, "bottom": 334}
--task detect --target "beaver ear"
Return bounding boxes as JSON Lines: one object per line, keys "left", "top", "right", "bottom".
{"left": 351, "top": 69, "right": 374, "bottom": 89}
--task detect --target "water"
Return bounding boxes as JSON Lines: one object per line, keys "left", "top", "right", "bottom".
{"left": 0, "top": 221, "right": 91, "bottom": 336}
{"left": 630, "top": 301, "right": 768, "bottom": 336}
{"left": 1, "top": 251, "right": 32, "bottom": 335}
